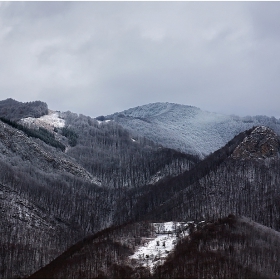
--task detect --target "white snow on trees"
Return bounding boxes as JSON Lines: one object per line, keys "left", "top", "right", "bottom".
{"left": 21, "top": 110, "right": 65, "bottom": 129}
{"left": 129, "top": 221, "right": 193, "bottom": 272}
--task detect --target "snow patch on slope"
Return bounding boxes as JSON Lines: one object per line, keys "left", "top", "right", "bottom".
{"left": 21, "top": 110, "right": 65, "bottom": 129}
{"left": 96, "top": 119, "right": 111, "bottom": 125}
{"left": 37, "top": 112, "right": 65, "bottom": 128}
{"left": 129, "top": 221, "right": 192, "bottom": 272}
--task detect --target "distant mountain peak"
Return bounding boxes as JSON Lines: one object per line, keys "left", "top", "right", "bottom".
{"left": 108, "top": 102, "right": 199, "bottom": 119}
{"left": 231, "top": 126, "right": 280, "bottom": 160}
{"left": 106, "top": 103, "right": 280, "bottom": 158}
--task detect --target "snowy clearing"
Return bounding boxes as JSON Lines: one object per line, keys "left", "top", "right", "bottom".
{"left": 21, "top": 111, "right": 65, "bottom": 129}
{"left": 37, "top": 112, "right": 65, "bottom": 128}
{"left": 129, "top": 221, "right": 193, "bottom": 272}
{"left": 96, "top": 119, "right": 111, "bottom": 125}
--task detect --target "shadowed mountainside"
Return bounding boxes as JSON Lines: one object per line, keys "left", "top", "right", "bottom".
{"left": 29, "top": 215, "right": 280, "bottom": 279}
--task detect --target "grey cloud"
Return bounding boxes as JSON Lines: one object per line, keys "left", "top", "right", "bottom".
{"left": 2, "top": 2, "right": 72, "bottom": 20}
{"left": 0, "top": 2, "right": 280, "bottom": 118}
{"left": 245, "top": 2, "right": 280, "bottom": 39}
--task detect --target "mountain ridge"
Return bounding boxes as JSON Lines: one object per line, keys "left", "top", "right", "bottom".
{"left": 106, "top": 102, "right": 280, "bottom": 158}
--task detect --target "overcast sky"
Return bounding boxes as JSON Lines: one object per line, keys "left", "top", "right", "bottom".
{"left": 0, "top": 1, "right": 280, "bottom": 118}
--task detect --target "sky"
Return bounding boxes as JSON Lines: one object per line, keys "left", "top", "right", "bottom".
{"left": 0, "top": 1, "right": 280, "bottom": 118}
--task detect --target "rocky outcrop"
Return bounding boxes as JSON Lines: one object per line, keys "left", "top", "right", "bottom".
{"left": 231, "top": 126, "right": 280, "bottom": 160}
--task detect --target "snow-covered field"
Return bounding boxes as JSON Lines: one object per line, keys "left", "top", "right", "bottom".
{"left": 129, "top": 221, "right": 193, "bottom": 272}
{"left": 21, "top": 111, "right": 65, "bottom": 129}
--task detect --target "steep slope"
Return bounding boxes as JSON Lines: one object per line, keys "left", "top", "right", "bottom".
{"left": 113, "top": 128, "right": 254, "bottom": 225}
{"left": 154, "top": 215, "right": 280, "bottom": 278}
{"left": 0, "top": 119, "right": 94, "bottom": 182}
{"left": 106, "top": 102, "right": 280, "bottom": 158}
{"left": 231, "top": 126, "right": 280, "bottom": 159}
{"left": 0, "top": 183, "right": 75, "bottom": 279}
{"left": 0, "top": 159, "right": 115, "bottom": 278}
{"left": 0, "top": 118, "right": 115, "bottom": 278}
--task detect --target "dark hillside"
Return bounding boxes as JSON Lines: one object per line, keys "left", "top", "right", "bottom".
{"left": 147, "top": 156, "right": 280, "bottom": 230}
{"left": 0, "top": 98, "right": 48, "bottom": 121}
{"left": 0, "top": 153, "right": 114, "bottom": 278}
{"left": 61, "top": 111, "right": 199, "bottom": 189}
{"left": 0, "top": 182, "right": 76, "bottom": 278}
{"left": 0, "top": 119, "right": 115, "bottom": 278}
{"left": 142, "top": 127, "right": 280, "bottom": 230}
{"left": 113, "top": 128, "right": 254, "bottom": 224}
{"left": 132, "top": 126, "right": 280, "bottom": 232}
{"left": 29, "top": 221, "right": 154, "bottom": 279}
{"left": 154, "top": 215, "right": 280, "bottom": 278}
{"left": 29, "top": 216, "right": 280, "bottom": 279}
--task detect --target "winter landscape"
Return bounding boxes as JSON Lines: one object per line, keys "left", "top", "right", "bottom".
{"left": 1, "top": 1, "right": 280, "bottom": 279}
{"left": 1, "top": 98, "right": 280, "bottom": 278}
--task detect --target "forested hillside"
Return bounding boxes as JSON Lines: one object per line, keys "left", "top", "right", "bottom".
{"left": 154, "top": 215, "right": 280, "bottom": 278}
{"left": 142, "top": 127, "right": 280, "bottom": 232}
{"left": 2, "top": 99, "right": 280, "bottom": 279}
{"left": 0, "top": 100, "right": 198, "bottom": 278}
{"left": 113, "top": 126, "right": 280, "bottom": 232}
{"left": 29, "top": 221, "right": 155, "bottom": 279}
{"left": 30, "top": 215, "right": 280, "bottom": 279}
{"left": 113, "top": 128, "right": 254, "bottom": 224}
{"left": 0, "top": 99, "right": 48, "bottom": 121}
{"left": 60, "top": 111, "right": 199, "bottom": 189}
{"left": 28, "top": 123, "right": 280, "bottom": 278}
{"left": 0, "top": 117, "right": 115, "bottom": 278}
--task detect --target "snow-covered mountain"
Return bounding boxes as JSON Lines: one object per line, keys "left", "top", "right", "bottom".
{"left": 106, "top": 102, "right": 280, "bottom": 158}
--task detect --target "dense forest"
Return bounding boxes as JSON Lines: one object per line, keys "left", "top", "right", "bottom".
{"left": 154, "top": 215, "right": 280, "bottom": 278}
{"left": 60, "top": 111, "right": 199, "bottom": 189}
{"left": 112, "top": 128, "right": 255, "bottom": 224}
{"left": 0, "top": 99, "right": 48, "bottom": 121}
